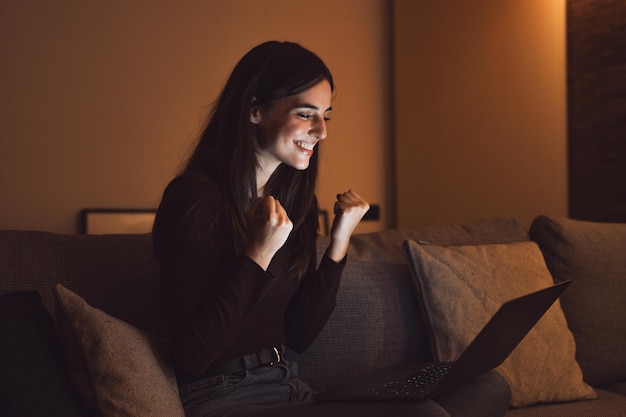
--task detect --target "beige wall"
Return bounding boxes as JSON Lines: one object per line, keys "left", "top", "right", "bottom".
{"left": 393, "top": 0, "right": 568, "bottom": 228}
{"left": 0, "top": 0, "right": 392, "bottom": 233}
{"left": 1, "top": 1, "right": 569, "bottom": 234}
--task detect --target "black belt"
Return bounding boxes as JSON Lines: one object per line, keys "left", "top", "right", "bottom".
{"left": 203, "top": 347, "right": 282, "bottom": 377}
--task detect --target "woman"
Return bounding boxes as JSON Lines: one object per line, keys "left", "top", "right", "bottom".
{"left": 153, "top": 41, "right": 509, "bottom": 417}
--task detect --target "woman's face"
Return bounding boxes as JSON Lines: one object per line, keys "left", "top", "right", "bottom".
{"left": 251, "top": 79, "right": 332, "bottom": 174}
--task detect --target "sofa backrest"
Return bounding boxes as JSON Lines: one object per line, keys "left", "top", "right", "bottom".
{"left": 0, "top": 217, "right": 530, "bottom": 391}
{"left": 0, "top": 230, "right": 162, "bottom": 334}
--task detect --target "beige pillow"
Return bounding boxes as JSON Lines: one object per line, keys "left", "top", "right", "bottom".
{"left": 403, "top": 240, "right": 596, "bottom": 408}
{"left": 54, "top": 284, "right": 185, "bottom": 417}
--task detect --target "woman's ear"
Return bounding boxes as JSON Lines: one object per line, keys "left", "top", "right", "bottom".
{"left": 250, "top": 99, "right": 262, "bottom": 124}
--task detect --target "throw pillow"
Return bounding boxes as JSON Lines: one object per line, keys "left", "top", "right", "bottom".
{"left": 403, "top": 240, "right": 596, "bottom": 408}
{"left": 53, "top": 284, "right": 185, "bottom": 417}
{"left": 530, "top": 215, "right": 626, "bottom": 386}
{"left": 0, "top": 290, "right": 86, "bottom": 417}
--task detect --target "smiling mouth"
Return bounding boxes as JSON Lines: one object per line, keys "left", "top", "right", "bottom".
{"left": 295, "top": 141, "right": 315, "bottom": 152}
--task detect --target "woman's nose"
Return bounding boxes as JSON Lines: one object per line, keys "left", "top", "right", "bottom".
{"left": 311, "top": 116, "right": 327, "bottom": 140}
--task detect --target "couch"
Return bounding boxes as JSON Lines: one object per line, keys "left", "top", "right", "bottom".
{"left": 1, "top": 215, "right": 625, "bottom": 416}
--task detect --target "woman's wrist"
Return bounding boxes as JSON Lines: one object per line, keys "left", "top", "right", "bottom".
{"left": 326, "top": 236, "right": 349, "bottom": 263}
{"left": 244, "top": 248, "right": 272, "bottom": 271}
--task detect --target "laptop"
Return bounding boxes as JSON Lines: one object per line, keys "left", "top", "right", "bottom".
{"left": 315, "top": 280, "right": 571, "bottom": 402}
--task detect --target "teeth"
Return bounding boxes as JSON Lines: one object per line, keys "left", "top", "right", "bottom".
{"left": 296, "top": 141, "right": 314, "bottom": 151}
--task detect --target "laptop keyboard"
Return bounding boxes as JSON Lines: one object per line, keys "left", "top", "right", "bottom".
{"left": 366, "top": 362, "right": 454, "bottom": 397}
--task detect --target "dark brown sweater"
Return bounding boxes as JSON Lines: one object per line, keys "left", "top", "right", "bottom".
{"left": 153, "top": 172, "right": 344, "bottom": 380}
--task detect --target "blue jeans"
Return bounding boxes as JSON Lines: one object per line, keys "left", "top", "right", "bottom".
{"left": 180, "top": 353, "right": 313, "bottom": 416}
{"left": 179, "top": 353, "right": 508, "bottom": 417}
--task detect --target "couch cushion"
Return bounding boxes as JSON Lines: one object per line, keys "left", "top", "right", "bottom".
{"left": 54, "top": 284, "right": 184, "bottom": 417}
{"left": 504, "top": 389, "right": 626, "bottom": 417}
{"left": 403, "top": 240, "right": 596, "bottom": 407}
{"left": 290, "top": 217, "right": 530, "bottom": 390}
{"left": 0, "top": 291, "right": 86, "bottom": 417}
{"left": 530, "top": 215, "right": 626, "bottom": 386}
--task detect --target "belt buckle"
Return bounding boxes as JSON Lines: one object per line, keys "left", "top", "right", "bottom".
{"left": 271, "top": 347, "right": 281, "bottom": 365}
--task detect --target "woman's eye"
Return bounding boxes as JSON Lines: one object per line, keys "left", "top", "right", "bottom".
{"left": 297, "top": 113, "right": 330, "bottom": 122}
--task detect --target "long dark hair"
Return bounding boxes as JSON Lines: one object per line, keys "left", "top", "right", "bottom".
{"left": 184, "top": 41, "right": 334, "bottom": 279}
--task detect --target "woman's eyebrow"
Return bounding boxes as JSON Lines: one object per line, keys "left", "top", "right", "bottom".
{"left": 294, "top": 103, "right": 333, "bottom": 112}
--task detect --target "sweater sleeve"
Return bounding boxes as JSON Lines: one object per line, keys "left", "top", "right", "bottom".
{"left": 283, "top": 250, "right": 346, "bottom": 353}
{"left": 153, "top": 173, "right": 275, "bottom": 377}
